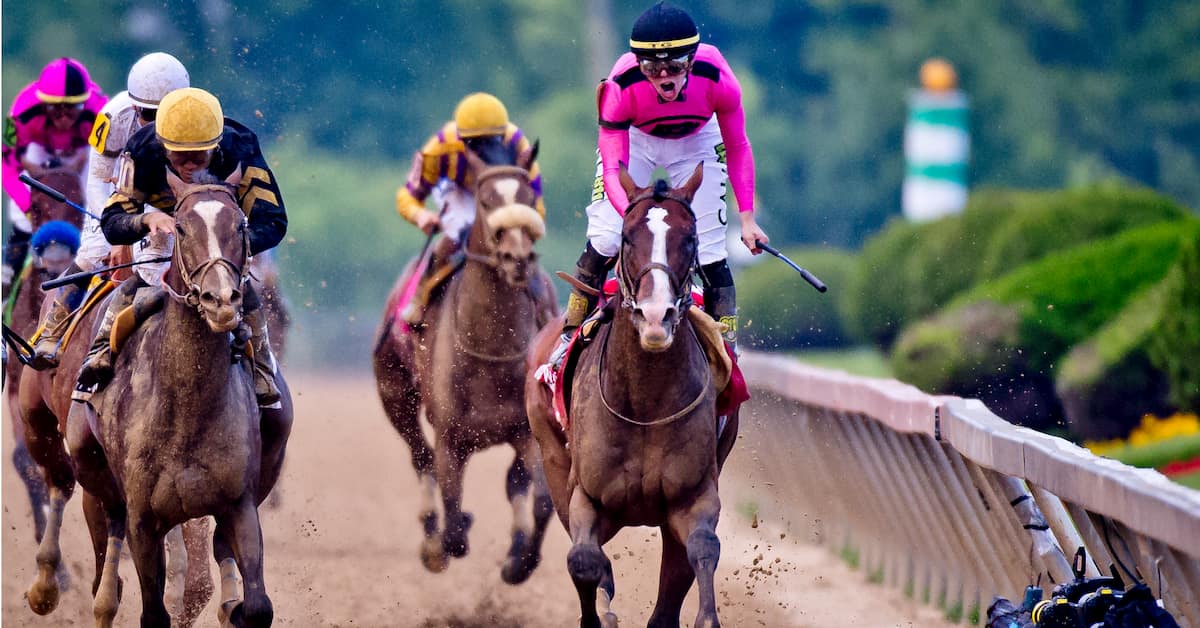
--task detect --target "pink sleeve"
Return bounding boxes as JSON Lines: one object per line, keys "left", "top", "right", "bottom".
{"left": 597, "top": 80, "right": 633, "bottom": 215}
{"left": 714, "top": 72, "right": 756, "bottom": 214}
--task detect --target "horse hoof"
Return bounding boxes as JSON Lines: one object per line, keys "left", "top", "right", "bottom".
{"left": 420, "top": 538, "right": 449, "bottom": 573}
{"left": 218, "top": 598, "right": 240, "bottom": 627}
{"left": 25, "top": 580, "right": 60, "bottom": 615}
{"left": 501, "top": 552, "right": 541, "bottom": 585}
{"left": 601, "top": 611, "right": 620, "bottom": 628}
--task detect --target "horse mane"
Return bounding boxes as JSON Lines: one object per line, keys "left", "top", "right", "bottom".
{"left": 465, "top": 136, "right": 517, "bottom": 166}
{"left": 652, "top": 179, "right": 670, "bottom": 202}
{"left": 189, "top": 170, "right": 222, "bottom": 185}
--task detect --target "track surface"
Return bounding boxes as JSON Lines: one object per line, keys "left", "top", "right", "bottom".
{"left": 3, "top": 373, "right": 952, "bottom": 627}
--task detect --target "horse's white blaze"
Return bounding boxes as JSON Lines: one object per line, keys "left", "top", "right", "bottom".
{"left": 493, "top": 178, "right": 520, "bottom": 206}
{"left": 644, "top": 205, "right": 673, "bottom": 310}
{"left": 191, "top": 200, "right": 237, "bottom": 294}
{"left": 511, "top": 491, "right": 534, "bottom": 535}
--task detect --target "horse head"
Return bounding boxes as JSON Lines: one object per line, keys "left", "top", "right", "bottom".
{"left": 462, "top": 141, "right": 545, "bottom": 288}
{"left": 26, "top": 167, "right": 84, "bottom": 231}
{"left": 164, "top": 168, "right": 248, "bottom": 333}
{"left": 617, "top": 162, "right": 703, "bottom": 352}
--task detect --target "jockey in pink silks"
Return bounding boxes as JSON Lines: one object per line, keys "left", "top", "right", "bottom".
{"left": 550, "top": 1, "right": 769, "bottom": 366}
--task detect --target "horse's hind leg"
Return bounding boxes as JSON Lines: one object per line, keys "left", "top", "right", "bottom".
{"left": 177, "top": 518, "right": 215, "bottom": 627}
{"left": 665, "top": 485, "right": 722, "bottom": 628}
{"left": 566, "top": 488, "right": 618, "bottom": 628}
{"left": 647, "top": 527, "right": 694, "bottom": 628}
{"left": 501, "top": 437, "right": 554, "bottom": 585}
{"left": 90, "top": 499, "right": 128, "bottom": 628}
{"left": 214, "top": 496, "right": 273, "bottom": 628}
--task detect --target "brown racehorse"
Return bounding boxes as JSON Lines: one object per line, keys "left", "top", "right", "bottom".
{"left": 374, "top": 142, "right": 558, "bottom": 583}
{"left": 24, "top": 169, "right": 292, "bottom": 627}
{"left": 4, "top": 167, "right": 84, "bottom": 547}
{"left": 526, "top": 165, "right": 739, "bottom": 628}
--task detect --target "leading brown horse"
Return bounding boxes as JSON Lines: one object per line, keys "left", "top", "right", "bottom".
{"left": 24, "top": 169, "right": 292, "bottom": 627}
{"left": 4, "top": 167, "right": 84, "bottom": 548}
{"left": 526, "top": 165, "right": 739, "bottom": 628}
{"left": 374, "top": 142, "right": 557, "bottom": 584}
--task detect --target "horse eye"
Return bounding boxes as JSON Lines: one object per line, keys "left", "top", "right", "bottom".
{"left": 175, "top": 225, "right": 187, "bottom": 238}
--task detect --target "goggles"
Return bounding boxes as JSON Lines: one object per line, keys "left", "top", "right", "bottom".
{"left": 45, "top": 102, "right": 85, "bottom": 116}
{"left": 638, "top": 54, "right": 691, "bottom": 77}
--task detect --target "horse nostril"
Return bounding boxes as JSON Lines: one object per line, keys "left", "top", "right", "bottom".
{"left": 200, "top": 291, "right": 218, "bottom": 306}
{"left": 664, "top": 306, "right": 677, "bottom": 322}
{"left": 229, "top": 288, "right": 243, "bottom": 305}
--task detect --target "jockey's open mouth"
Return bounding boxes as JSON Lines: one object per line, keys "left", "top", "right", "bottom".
{"left": 656, "top": 80, "right": 679, "bottom": 100}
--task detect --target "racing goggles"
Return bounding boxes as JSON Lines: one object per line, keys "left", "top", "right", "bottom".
{"left": 46, "top": 102, "right": 85, "bottom": 116}
{"left": 638, "top": 54, "right": 691, "bottom": 77}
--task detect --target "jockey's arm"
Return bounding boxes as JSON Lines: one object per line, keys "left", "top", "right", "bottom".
{"left": 395, "top": 148, "right": 441, "bottom": 233}
{"left": 714, "top": 70, "right": 766, "bottom": 253}
{"left": 100, "top": 189, "right": 148, "bottom": 246}
{"left": 237, "top": 155, "right": 287, "bottom": 256}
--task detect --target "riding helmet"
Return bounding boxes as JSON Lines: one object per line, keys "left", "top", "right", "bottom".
{"left": 156, "top": 87, "right": 224, "bottom": 152}
{"left": 35, "top": 58, "right": 93, "bottom": 104}
{"left": 629, "top": 2, "right": 700, "bottom": 59}
{"left": 454, "top": 92, "right": 509, "bottom": 139}
{"left": 128, "top": 52, "right": 191, "bottom": 109}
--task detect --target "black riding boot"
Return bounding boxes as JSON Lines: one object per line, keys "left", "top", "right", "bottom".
{"left": 73, "top": 276, "right": 144, "bottom": 401}
{"left": 699, "top": 259, "right": 738, "bottom": 352}
{"left": 30, "top": 262, "right": 88, "bottom": 370}
{"left": 3, "top": 227, "right": 32, "bottom": 295}
{"left": 549, "top": 242, "right": 612, "bottom": 367}
{"left": 241, "top": 284, "right": 282, "bottom": 407}
{"left": 402, "top": 236, "right": 460, "bottom": 326}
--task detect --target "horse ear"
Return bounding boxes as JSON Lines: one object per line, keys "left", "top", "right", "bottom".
{"left": 517, "top": 139, "right": 539, "bottom": 172}
{"left": 225, "top": 163, "right": 243, "bottom": 189}
{"left": 166, "top": 167, "right": 187, "bottom": 198}
{"left": 618, "top": 161, "right": 639, "bottom": 199}
{"left": 463, "top": 145, "right": 488, "bottom": 177}
{"left": 680, "top": 162, "right": 704, "bottom": 201}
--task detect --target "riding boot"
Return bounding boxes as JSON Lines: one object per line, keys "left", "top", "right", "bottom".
{"left": 699, "top": 260, "right": 738, "bottom": 354}
{"left": 401, "top": 236, "right": 461, "bottom": 326}
{"left": 548, "top": 242, "right": 611, "bottom": 368}
{"left": 3, "top": 227, "right": 32, "bottom": 295}
{"left": 73, "top": 277, "right": 143, "bottom": 401}
{"left": 30, "top": 264, "right": 87, "bottom": 370}
{"left": 243, "top": 304, "right": 282, "bottom": 408}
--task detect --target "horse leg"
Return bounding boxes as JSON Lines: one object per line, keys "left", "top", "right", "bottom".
{"left": 213, "top": 518, "right": 242, "bottom": 627}
{"left": 566, "top": 487, "right": 618, "bottom": 628}
{"left": 215, "top": 496, "right": 273, "bottom": 628}
{"left": 164, "top": 526, "right": 188, "bottom": 620}
{"left": 21, "top": 399, "right": 76, "bottom": 615}
{"left": 90, "top": 500, "right": 128, "bottom": 628}
{"left": 9, "top": 408, "right": 49, "bottom": 542}
{"left": 178, "top": 518, "right": 215, "bottom": 627}
{"left": 665, "top": 485, "right": 722, "bottom": 628}
{"left": 434, "top": 442, "right": 473, "bottom": 561}
{"left": 647, "top": 527, "right": 694, "bottom": 628}
{"left": 67, "top": 405, "right": 127, "bottom": 626}
{"left": 256, "top": 382, "right": 292, "bottom": 504}
{"left": 126, "top": 512, "right": 172, "bottom": 628}
{"left": 377, "top": 366, "right": 439, "bottom": 561}
{"left": 500, "top": 438, "right": 554, "bottom": 585}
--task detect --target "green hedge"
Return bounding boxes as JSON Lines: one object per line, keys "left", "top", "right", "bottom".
{"left": 738, "top": 246, "right": 856, "bottom": 350}
{"left": 1149, "top": 232, "right": 1200, "bottom": 412}
{"left": 844, "top": 184, "right": 1188, "bottom": 350}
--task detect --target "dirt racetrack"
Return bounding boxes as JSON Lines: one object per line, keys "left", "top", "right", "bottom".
{"left": 3, "top": 372, "right": 953, "bottom": 627}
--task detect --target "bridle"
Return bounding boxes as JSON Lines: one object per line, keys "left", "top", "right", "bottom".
{"left": 615, "top": 188, "right": 699, "bottom": 314}
{"left": 462, "top": 165, "right": 539, "bottom": 269}
{"left": 162, "top": 184, "right": 251, "bottom": 311}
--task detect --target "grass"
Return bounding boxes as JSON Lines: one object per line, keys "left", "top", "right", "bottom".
{"left": 1100, "top": 433, "right": 1200, "bottom": 469}
{"left": 789, "top": 346, "right": 893, "bottom": 379}
{"left": 1174, "top": 470, "right": 1200, "bottom": 490}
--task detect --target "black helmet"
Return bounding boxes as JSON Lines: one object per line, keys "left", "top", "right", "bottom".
{"left": 630, "top": 2, "right": 699, "bottom": 59}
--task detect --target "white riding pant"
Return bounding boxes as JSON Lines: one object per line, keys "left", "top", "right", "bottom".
{"left": 134, "top": 208, "right": 174, "bottom": 285}
{"left": 75, "top": 213, "right": 109, "bottom": 271}
{"left": 584, "top": 116, "right": 731, "bottom": 265}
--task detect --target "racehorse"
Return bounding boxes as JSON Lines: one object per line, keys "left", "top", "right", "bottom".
{"left": 26, "top": 168, "right": 291, "bottom": 627}
{"left": 373, "top": 141, "right": 557, "bottom": 583}
{"left": 525, "top": 164, "right": 740, "bottom": 628}
{"left": 4, "top": 167, "right": 84, "bottom": 546}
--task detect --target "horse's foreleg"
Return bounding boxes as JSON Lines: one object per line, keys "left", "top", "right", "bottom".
{"left": 164, "top": 526, "right": 188, "bottom": 620}
{"left": 178, "top": 517, "right": 214, "bottom": 627}
{"left": 501, "top": 438, "right": 554, "bottom": 585}
{"left": 217, "top": 497, "right": 273, "bottom": 628}
{"left": 666, "top": 484, "right": 722, "bottom": 628}
{"left": 91, "top": 500, "right": 127, "bottom": 628}
{"left": 567, "top": 487, "right": 617, "bottom": 628}
{"left": 22, "top": 401, "right": 76, "bottom": 615}
{"left": 434, "top": 443, "right": 473, "bottom": 561}
{"left": 376, "top": 365, "right": 438, "bottom": 541}
{"left": 647, "top": 526, "right": 693, "bottom": 628}
{"left": 213, "top": 518, "right": 241, "bottom": 627}
{"left": 10, "top": 413, "right": 50, "bottom": 542}
{"left": 127, "top": 513, "right": 171, "bottom": 628}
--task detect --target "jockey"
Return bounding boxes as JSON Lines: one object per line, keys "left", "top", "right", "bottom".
{"left": 394, "top": 92, "right": 545, "bottom": 324}
{"left": 552, "top": 1, "right": 768, "bottom": 363}
{"left": 30, "top": 52, "right": 190, "bottom": 370}
{"left": 2, "top": 57, "right": 108, "bottom": 293}
{"left": 73, "top": 87, "right": 288, "bottom": 407}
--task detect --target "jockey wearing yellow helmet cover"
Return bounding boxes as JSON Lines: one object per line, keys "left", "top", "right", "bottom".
{"left": 74, "top": 87, "right": 287, "bottom": 407}
{"left": 394, "top": 92, "right": 545, "bottom": 325}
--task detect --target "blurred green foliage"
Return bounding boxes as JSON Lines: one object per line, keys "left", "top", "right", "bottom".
{"left": 737, "top": 246, "right": 854, "bottom": 350}
{"left": 1149, "top": 232, "right": 1200, "bottom": 412}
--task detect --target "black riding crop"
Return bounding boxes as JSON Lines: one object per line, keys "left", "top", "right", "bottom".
{"left": 754, "top": 240, "right": 827, "bottom": 293}
{"left": 41, "top": 256, "right": 172, "bottom": 290}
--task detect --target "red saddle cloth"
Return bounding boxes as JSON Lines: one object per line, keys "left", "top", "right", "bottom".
{"left": 542, "top": 283, "right": 748, "bottom": 434}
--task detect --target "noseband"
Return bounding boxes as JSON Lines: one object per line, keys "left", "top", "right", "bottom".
{"left": 616, "top": 189, "right": 698, "bottom": 313}
{"left": 162, "top": 184, "right": 250, "bottom": 311}
{"left": 464, "top": 165, "right": 537, "bottom": 269}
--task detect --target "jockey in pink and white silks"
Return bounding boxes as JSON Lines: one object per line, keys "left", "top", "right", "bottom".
{"left": 2, "top": 58, "right": 107, "bottom": 292}
{"left": 553, "top": 1, "right": 768, "bottom": 362}
{"left": 29, "top": 52, "right": 190, "bottom": 371}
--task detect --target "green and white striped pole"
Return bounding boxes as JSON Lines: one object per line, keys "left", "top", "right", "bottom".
{"left": 903, "top": 58, "right": 970, "bottom": 222}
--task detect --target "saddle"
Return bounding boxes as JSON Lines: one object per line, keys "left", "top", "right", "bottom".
{"left": 28, "top": 277, "right": 114, "bottom": 349}
{"left": 109, "top": 287, "right": 166, "bottom": 355}
{"left": 541, "top": 290, "right": 749, "bottom": 435}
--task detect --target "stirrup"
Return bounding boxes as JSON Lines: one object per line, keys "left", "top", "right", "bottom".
{"left": 548, "top": 332, "right": 572, "bottom": 369}
{"left": 29, "top": 341, "right": 63, "bottom": 371}
{"left": 72, "top": 350, "right": 114, "bottom": 402}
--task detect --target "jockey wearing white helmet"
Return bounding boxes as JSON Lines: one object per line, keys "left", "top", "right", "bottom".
{"left": 30, "top": 52, "right": 189, "bottom": 371}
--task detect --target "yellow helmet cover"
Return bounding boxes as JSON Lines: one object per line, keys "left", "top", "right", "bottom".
{"left": 454, "top": 92, "right": 509, "bottom": 139}
{"left": 156, "top": 87, "right": 224, "bottom": 151}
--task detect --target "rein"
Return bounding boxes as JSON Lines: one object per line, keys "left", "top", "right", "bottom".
{"left": 616, "top": 189, "right": 698, "bottom": 314}
{"left": 595, "top": 317, "right": 711, "bottom": 427}
{"left": 161, "top": 185, "right": 251, "bottom": 310}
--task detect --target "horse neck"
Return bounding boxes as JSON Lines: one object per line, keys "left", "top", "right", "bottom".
{"left": 154, "top": 296, "right": 236, "bottom": 397}
{"left": 453, "top": 245, "right": 537, "bottom": 350}
{"left": 603, "top": 305, "right": 706, "bottom": 408}
{"left": 12, "top": 269, "right": 50, "bottom": 335}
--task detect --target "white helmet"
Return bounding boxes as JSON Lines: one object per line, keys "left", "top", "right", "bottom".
{"left": 127, "top": 52, "right": 190, "bottom": 109}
